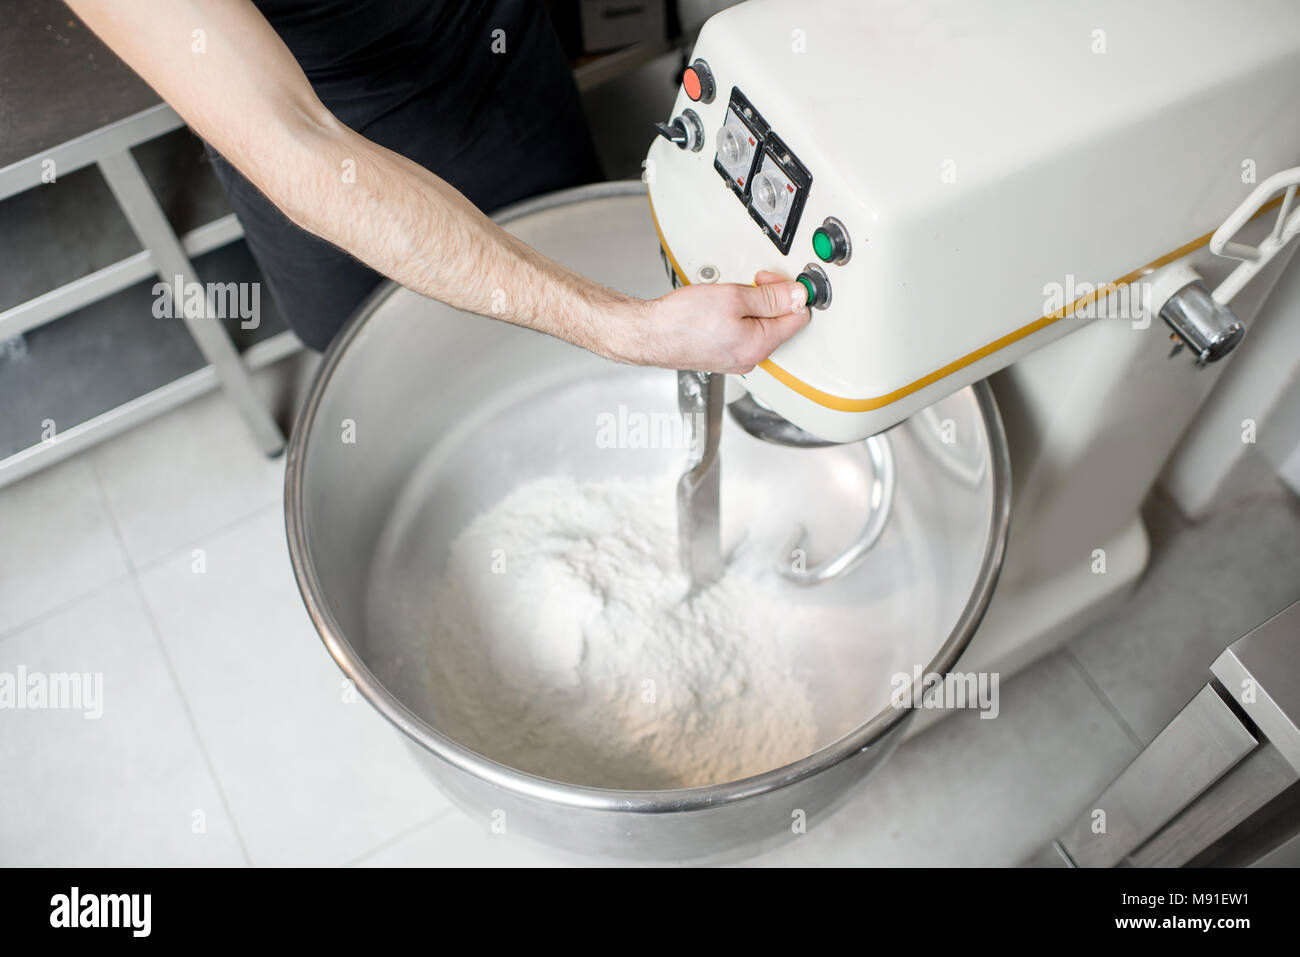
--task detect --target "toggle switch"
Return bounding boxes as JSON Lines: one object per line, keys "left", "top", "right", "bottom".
{"left": 796, "top": 264, "right": 831, "bottom": 310}
{"left": 653, "top": 109, "right": 704, "bottom": 152}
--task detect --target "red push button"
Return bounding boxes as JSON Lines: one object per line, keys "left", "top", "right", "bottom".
{"left": 681, "top": 59, "right": 715, "bottom": 103}
{"left": 683, "top": 67, "right": 702, "bottom": 101}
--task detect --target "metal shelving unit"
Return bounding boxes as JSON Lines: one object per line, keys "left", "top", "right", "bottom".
{"left": 0, "top": 103, "right": 297, "bottom": 489}
{"left": 0, "top": 1, "right": 693, "bottom": 490}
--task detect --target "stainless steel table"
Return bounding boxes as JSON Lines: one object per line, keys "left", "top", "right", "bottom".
{"left": 1030, "top": 600, "right": 1300, "bottom": 867}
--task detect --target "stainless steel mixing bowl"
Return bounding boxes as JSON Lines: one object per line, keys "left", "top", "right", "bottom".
{"left": 285, "top": 181, "right": 1012, "bottom": 861}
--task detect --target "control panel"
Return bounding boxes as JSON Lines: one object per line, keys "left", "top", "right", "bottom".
{"left": 710, "top": 88, "right": 811, "bottom": 255}
{"left": 712, "top": 88, "right": 767, "bottom": 196}
{"left": 645, "top": 0, "right": 1300, "bottom": 446}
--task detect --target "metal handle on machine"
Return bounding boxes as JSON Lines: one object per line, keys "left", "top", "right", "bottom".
{"left": 1152, "top": 166, "right": 1300, "bottom": 366}
{"left": 1158, "top": 279, "right": 1245, "bottom": 365}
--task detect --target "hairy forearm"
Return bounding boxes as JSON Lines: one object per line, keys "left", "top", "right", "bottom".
{"left": 253, "top": 116, "right": 640, "bottom": 358}
{"left": 64, "top": 0, "right": 809, "bottom": 373}
{"left": 64, "top": 0, "right": 643, "bottom": 359}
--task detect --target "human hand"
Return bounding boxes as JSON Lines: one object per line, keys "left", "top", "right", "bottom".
{"left": 609, "top": 270, "right": 810, "bottom": 373}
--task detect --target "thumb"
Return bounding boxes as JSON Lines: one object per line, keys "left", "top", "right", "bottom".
{"left": 737, "top": 279, "right": 809, "bottom": 318}
{"left": 753, "top": 269, "right": 789, "bottom": 286}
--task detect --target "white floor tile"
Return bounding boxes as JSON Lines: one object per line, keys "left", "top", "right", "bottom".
{"left": 353, "top": 809, "right": 572, "bottom": 868}
{"left": 0, "top": 585, "right": 246, "bottom": 866}
{"left": 135, "top": 509, "right": 447, "bottom": 866}
{"left": 0, "top": 456, "right": 129, "bottom": 635}
{"left": 741, "top": 653, "right": 1139, "bottom": 867}
{"left": 86, "top": 390, "right": 284, "bottom": 569}
{"left": 1070, "top": 483, "right": 1300, "bottom": 744}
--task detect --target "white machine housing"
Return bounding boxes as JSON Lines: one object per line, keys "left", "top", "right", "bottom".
{"left": 646, "top": 0, "right": 1300, "bottom": 442}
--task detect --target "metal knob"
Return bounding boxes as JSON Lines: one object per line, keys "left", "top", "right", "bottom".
{"left": 1159, "top": 281, "right": 1245, "bottom": 365}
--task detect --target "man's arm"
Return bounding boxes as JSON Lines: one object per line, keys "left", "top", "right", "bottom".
{"left": 65, "top": 0, "right": 810, "bottom": 372}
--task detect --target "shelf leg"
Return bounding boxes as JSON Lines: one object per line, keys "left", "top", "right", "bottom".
{"left": 96, "top": 149, "right": 285, "bottom": 457}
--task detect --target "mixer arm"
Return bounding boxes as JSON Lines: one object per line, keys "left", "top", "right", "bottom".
{"left": 778, "top": 433, "right": 896, "bottom": 586}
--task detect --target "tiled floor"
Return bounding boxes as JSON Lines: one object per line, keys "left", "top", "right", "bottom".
{"left": 2, "top": 373, "right": 1298, "bottom": 867}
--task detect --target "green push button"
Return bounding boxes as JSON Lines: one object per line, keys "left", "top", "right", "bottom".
{"left": 796, "top": 266, "right": 830, "bottom": 308}
{"left": 811, "top": 218, "right": 850, "bottom": 265}
{"left": 812, "top": 228, "right": 835, "bottom": 262}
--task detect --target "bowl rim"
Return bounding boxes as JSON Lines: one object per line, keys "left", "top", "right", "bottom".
{"left": 283, "top": 179, "right": 1014, "bottom": 813}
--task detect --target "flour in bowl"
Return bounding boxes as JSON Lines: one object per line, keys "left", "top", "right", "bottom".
{"left": 424, "top": 475, "right": 818, "bottom": 789}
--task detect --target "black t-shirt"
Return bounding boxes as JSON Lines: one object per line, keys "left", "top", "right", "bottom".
{"left": 207, "top": 0, "right": 604, "bottom": 349}
{"left": 252, "top": 1, "right": 493, "bottom": 126}
{"left": 250, "top": 0, "right": 593, "bottom": 184}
